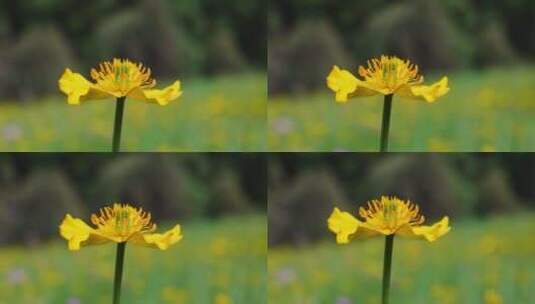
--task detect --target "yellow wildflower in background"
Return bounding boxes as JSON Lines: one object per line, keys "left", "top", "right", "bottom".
{"left": 59, "top": 58, "right": 182, "bottom": 105}
{"left": 327, "top": 55, "right": 449, "bottom": 103}
{"left": 59, "top": 203, "right": 182, "bottom": 250}
{"left": 328, "top": 196, "right": 450, "bottom": 244}
{"left": 484, "top": 289, "right": 503, "bottom": 304}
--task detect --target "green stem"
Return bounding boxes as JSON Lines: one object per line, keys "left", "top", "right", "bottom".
{"left": 379, "top": 94, "right": 393, "bottom": 152}
{"left": 113, "top": 242, "right": 126, "bottom": 304}
{"left": 112, "top": 97, "right": 126, "bottom": 152}
{"left": 382, "top": 235, "right": 394, "bottom": 304}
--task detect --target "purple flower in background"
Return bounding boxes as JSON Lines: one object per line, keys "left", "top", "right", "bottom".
{"left": 335, "top": 297, "right": 352, "bottom": 304}
{"left": 6, "top": 267, "right": 27, "bottom": 285}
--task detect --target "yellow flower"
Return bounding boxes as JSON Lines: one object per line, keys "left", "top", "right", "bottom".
{"left": 59, "top": 203, "right": 182, "bottom": 250}
{"left": 484, "top": 289, "right": 503, "bottom": 304}
{"left": 58, "top": 58, "right": 182, "bottom": 105}
{"left": 327, "top": 196, "right": 450, "bottom": 244}
{"left": 327, "top": 55, "right": 449, "bottom": 103}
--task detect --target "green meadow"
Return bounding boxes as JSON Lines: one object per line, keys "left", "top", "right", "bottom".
{"left": 268, "top": 213, "right": 535, "bottom": 304}
{"left": 0, "top": 215, "right": 266, "bottom": 304}
{"left": 0, "top": 73, "right": 266, "bottom": 152}
{"left": 268, "top": 67, "right": 535, "bottom": 151}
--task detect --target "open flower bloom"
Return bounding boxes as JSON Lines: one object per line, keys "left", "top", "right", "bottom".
{"left": 327, "top": 55, "right": 449, "bottom": 103}
{"left": 59, "top": 203, "right": 182, "bottom": 251}
{"left": 328, "top": 196, "right": 450, "bottom": 244}
{"left": 58, "top": 58, "right": 182, "bottom": 106}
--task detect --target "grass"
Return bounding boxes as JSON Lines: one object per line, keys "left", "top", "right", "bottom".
{"left": 268, "top": 213, "right": 535, "bottom": 304}
{"left": 0, "top": 214, "right": 266, "bottom": 304}
{"left": 0, "top": 73, "right": 266, "bottom": 151}
{"left": 268, "top": 66, "right": 535, "bottom": 151}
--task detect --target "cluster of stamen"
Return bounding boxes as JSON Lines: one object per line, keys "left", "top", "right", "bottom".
{"left": 90, "top": 59, "right": 156, "bottom": 96}
{"left": 359, "top": 196, "right": 425, "bottom": 231}
{"left": 358, "top": 56, "right": 423, "bottom": 92}
{"left": 91, "top": 204, "right": 156, "bottom": 238}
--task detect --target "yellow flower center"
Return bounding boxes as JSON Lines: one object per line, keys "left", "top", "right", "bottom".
{"left": 90, "top": 204, "right": 156, "bottom": 241}
{"left": 358, "top": 56, "right": 423, "bottom": 93}
{"left": 358, "top": 196, "right": 424, "bottom": 233}
{"left": 90, "top": 58, "right": 156, "bottom": 97}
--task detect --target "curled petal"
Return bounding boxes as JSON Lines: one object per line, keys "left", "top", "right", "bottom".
{"left": 59, "top": 214, "right": 110, "bottom": 250}
{"left": 58, "top": 69, "right": 110, "bottom": 105}
{"left": 327, "top": 66, "right": 378, "bottom": 102}
{"left": 327, "top": 207, "right": 377, "bottom": 244}
{"left": 399, "top": 216, "right": 451, "bottom": 242}
{"left": 128, "top": 81, "right": 182, "bottom": 106}
{"left": 397, "top": 76, "right": 450, "bottom": 102}
{"left": 131, "top": 224, "right": 183, "bottom": 250}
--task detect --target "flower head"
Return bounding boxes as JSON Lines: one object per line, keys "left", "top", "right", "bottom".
{"left": 59, "top": 203, "right": 182, "bottom": 250}
{"left": 59, "top": 58, "right": 182, "bottom": 105}
{"left": 327, "top": 55, "right": 449, "bottom": 103}
{"left": 327, "top": 196, "right": 450, "bottom": 244}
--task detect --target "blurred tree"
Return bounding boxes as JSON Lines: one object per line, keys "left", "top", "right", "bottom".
{"left": 0, "top": 26, "right": 76, "bottom": 100}
{"left": 269, "top": 0, "right": 535, "bottom": 94}
{"left": 268, "top": 153, "right": 535, "bottom": 246}
{"left": 270, "top": 20, "right": 350, "bottom": 94}
{"left": 269, "top": 169, "right": 349, "bottom": 246}
{"left": 0, "top": 0, "right": 266, "bottom": 100}
{"left": 0, "top": 153, "right": 265, "bottom": 246}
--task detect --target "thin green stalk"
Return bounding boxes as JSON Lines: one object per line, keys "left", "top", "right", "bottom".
{"left": 379, "top": 94, "right": 393, "bottom": 152}
{"left": 112, "top": 97, "right": 126, "bottom": 152}
{"left": 113, "top": 242, "right": 126, "bottom": 304}
{"left": 382, "top": 235, "right": 394, "bottom": 304}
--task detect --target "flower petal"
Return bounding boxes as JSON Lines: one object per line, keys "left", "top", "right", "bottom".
{"left": 327, "top": 207, "right": 378, "bottom": 244}
{"left": 397, "top": 76, "right": 450, "bottom": 102}
{"left": 59, "top": 214, "right": 110, "bottom": 250}
{"left": 128, "top": 81, "right": 182, "bottom": 105}
{"left": 398, "top": 216, "right": 451, "bottom": 242}
{"left": 130, "top": 224, "right": 183, "bottom": 250}
{"left": 326, "top": 66, "right": 379, "bottom": 102}
{"left": 58, "top": 69, "right": 110, "bottom": 105}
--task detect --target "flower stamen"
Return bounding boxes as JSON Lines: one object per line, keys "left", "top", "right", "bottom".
{"left": 358, "top": 196, "right": 425, "bottom": 234}
{"left": 358, "top": 56, "right": 423, "bottom": 93}
{"left": 90, "top": 204, "right": 156, "bottom": 240}
{"left": 90, "top": 59, "right": 156, "bottom": 96}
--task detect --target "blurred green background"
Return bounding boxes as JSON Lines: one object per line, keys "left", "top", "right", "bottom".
{"left": 268, "top": 0, "right": 535, "bottom": 151}
{"left": 268, "top": 153, "right": 535, "bottom": 303}
{"left": 0, "top": 0, "right": 266, "bottom": 151}
{"left": 0, "top": 153, "right": 266, "bottom": 303}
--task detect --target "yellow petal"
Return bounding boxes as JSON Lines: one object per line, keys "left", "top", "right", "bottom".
{"left": 397, "top": 76, "right": 450, "bottom": 102}
{"left": 327, "top": 207, "right": 377, "bottom": 244}
{"left": 327, "top": 66, "right": 379, "bottom": 103}
{"left": 131, "top": 224, "right": 183, "bottom": 250}
{"left": 399, "top": 216, "right": 451, "bottom": 242}
{"left": 59, "top": 214, "right": 110, "bottom": 250}
{"left": 58, "top": 69, "right": 110, "bottom": 105}
{"left": 128, "top": 80, "right": 182, "bottom": 105}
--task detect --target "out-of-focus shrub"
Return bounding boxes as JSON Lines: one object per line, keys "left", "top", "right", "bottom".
{"left": 360, "top": 0, "right": 473, "bottom": 70}
{"left": 1, "top": 170, "right": 84, "bottom": 245}
{"left": 208, "top": 168, "right": 252, "bottom": 216}
{"left": 362, "top": 155, "right": 476, "bottom": 219}
{"left": 95, "top": 0, "right": 201, "bottom": 77}
{"left": 96, "top": 155, "right": 203, "bottom": 220}
{"left": 269, "top": 170, "right": 348, "bottom": 246}
{"left": 269, "top": 21, "right": 350, "bottom": 95}
{"left": 0, "top": 26, "right": 75, "bottom": 101}
{"left": 267, "top": 37, "right": 288, "bottom": 95}
{"left": 477, "top": 168, "right": 518, "bottom": 215}
{"left": 476, "top": 21, "right": 517, "bottom": 66}
{"left": 205, "top": 27, "right": 247, "bottom": 74}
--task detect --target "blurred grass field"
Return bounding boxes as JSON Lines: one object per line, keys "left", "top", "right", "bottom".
{"left": 268, "top": 213, "right": 535, "bottom": 304}
{"left": 0, "top": 73, "right": 266, "bottom": 151}
{"left": 268, "top": 67, "right": 535, "bottom": 151}
{"left": 0, "top": 215, "right": 266, "bottom": 304}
